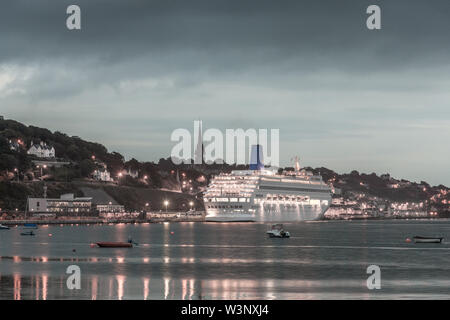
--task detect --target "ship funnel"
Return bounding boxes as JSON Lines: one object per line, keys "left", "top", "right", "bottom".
{"left": 294, "top": 156, "right": 300, "bottom": 172}
{"left": 250, "top": 145, "right": 264, "bottom": 170}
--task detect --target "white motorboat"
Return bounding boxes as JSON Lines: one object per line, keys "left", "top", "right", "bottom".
{"left": 413, "top": 236, "right": 443, "bottom": 244}
{"left": 266, "top": 224, "right": 290, "bottom": 238}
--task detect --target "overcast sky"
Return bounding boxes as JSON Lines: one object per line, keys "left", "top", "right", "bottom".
{"left": 0, "top": 0, "right": 449, "bottom": 186}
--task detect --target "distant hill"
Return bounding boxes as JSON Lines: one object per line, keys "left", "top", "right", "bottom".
{"left": 0, "top": 118, "right": 120, "bottom": 172}
{"left": 0, "top": 117, "right": 166, "bottom": 186}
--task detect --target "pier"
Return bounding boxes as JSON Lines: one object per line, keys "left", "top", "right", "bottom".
{"left": 0, "top": 211, "right": 206, "bottom": 226}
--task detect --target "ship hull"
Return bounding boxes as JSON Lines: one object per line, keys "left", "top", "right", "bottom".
{"left": 205, "top": 203, "right": 330, "bottom": 222}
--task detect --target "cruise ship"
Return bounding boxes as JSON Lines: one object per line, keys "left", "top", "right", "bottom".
{"left": 204, "top": 147, "right": 332, "bottom": 222}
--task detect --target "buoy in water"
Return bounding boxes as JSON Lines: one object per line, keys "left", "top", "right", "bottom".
{"left": 405, "top": 238, "right": 412, "bottom": 243}
{"left": 90, "top": 243, "right": 96, "bottom": 248}
{"left": 48, "top": 234, "right": 52, "bottom": 237}
{"left": 170, "top": 231, "right": 174, "bottom": 235}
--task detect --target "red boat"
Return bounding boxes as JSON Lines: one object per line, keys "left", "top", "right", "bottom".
{"left": 96, "top": 242, "right": 133, "bottom": 248}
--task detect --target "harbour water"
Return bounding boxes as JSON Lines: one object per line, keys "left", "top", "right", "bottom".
{"left": 0, "top": 220, "right": 449, "bottom": 300}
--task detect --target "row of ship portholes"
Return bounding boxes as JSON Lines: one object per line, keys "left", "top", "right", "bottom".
{"left": 263, "top": 197, "right": 309, "bottom": 202}
{"left": 206, "top": 205, "right": 244, "bottom": 209}
{"left": 261, "top": 203, "right": 315, "bottom": 206}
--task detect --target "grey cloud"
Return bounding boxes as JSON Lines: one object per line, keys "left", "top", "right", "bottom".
{"left": 0, "top": 0, "right": 449, "bottom": 185}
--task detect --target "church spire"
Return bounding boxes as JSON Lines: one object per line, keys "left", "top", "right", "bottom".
{"left": 194, "top": 120, "right": 204, "bottom": 165}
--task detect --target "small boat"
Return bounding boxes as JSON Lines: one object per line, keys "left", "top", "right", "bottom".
{"left": 413, "top": 236, "right": 444, "bottom": 244}
{"left": 0, "top": 224, "right": 10, "bottom": 230}
{"left": 23, "top": 223, "right": 38, "bottom": 229}
{"left": 21, "top": 231, "right": 35, "bottom": 236}
{"left": 266, "top": 224, "right": 290, "bottom": 238}
{"left": 96, "top": 242, "right": 133, "bottom": 248}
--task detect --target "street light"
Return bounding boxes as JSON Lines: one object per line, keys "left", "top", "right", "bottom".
{"left": 189, "top": 201, "right": 194, "bottom": 211}
{"left": 164, "top": 200, "right": 169, "bottom": 212}
{"left": 37, "top": 165, "right": 47, "bottom": 179}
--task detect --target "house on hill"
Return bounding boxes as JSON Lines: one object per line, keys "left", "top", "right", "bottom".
{"left": 8, "top": 139, "right": 22, "bottom": 152}
{"left": 120, "top": 167, "right": 139, "bottom": 179}
{"left": 126, "top": 168, "right": 139, "bottom": 179}
{"left": 93, "top": 167, "right": 113, "bottom": 182}
{"left": 27, "top": 141, "right": 55, "bottom": 158}
{"left": 92, "top": 161, "right": 113, "bottom": 182}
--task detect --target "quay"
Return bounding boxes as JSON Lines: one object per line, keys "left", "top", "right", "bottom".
{"left": 0, "top": 211, "right": 206, "bottom": 226}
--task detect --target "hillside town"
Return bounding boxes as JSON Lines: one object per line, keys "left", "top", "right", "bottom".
{"left": 0, "top": 116, "right": 449, "bottom": 222}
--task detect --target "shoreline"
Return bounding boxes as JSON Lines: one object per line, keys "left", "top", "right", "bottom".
{"left": 0, "top": 216, "right": 205, "bottom": 226}
{"left": 0, "top": 216, "right": 448, "bottom": 227}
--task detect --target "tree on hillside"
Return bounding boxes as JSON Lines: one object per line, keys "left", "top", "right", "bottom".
{"left": 125, "top": 158, "right": 140, "bottom": 171}
{"left": 0, "top": 137, "right": 10, "bottom": 154}
{"left": 0, "top": 154, "right": 18, "bottom": 171}
{"left": 66, "top": 144, "right": 81, "bottom": 161}
{"left": 80, "top": 159, "right": 96, "bottom": 177}
{"left": 104, "top": 152, "right": 125, "bottom": 177}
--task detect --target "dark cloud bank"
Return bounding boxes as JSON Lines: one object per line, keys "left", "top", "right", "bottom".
{"left": 0, "top": 0, "right": 449, "bottom": 185}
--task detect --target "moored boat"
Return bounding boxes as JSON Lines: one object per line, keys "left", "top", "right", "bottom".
{"left": 21, "top": 231, "right": 35, "bottom": 236}
{"left": 413, "top": 236, "right": 443, "bottom": 244}
{"left": 266, "top": 224, "right": 290, "bottom": 238}
{"left": 0, "top": 224, "right": 10, "bottom": 230}
{"left": 96, "top": 242, "right": 133, "bottom": 248}
{"left": 23, "top": 223, "right": 38, "bottom": 229}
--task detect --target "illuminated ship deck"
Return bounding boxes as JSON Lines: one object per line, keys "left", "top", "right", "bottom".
{"left": 204, "top": 169, "right": 332, "bottom": 222}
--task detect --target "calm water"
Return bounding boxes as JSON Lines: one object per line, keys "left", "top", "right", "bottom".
{"left": 0, "top": 220, "right": 449, "bottom": 300}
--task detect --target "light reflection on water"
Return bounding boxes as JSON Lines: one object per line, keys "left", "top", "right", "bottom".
{"left": 6, "top": 273, "right": 450, "bottom": 300}
{"left": 1, "top": 220, "right": 450, "bottom": 299}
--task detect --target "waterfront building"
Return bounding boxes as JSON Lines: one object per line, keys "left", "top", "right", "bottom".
{"left": 331, "top": 186, "right": 342, "bottom": 195}
{"left": 28, "top": 193, "right": 93, "bottom": 216}
{"left": 96, "top": 203, "right": 125, "bottom": 216}
{"left": 331, "top": 197, "right": 344, "bottom": 205}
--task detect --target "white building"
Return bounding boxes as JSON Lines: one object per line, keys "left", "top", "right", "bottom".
{"left": 332, "top": 197, "right": 344, "bottom": 205}
{"left": 93, "top": 168, "right": 113, "bottom": 182}
{"left": 28, "top": 193, "right": 92, "bottom": 216}
{"left": 96, "top": 203, "right": 125, "bottom": 217}
{"left": 125, "top": 168, "right": 139, "bottom": 179}
{"left": 27, "top": 141, "right": 55, "bottom": 158}
{"left": 9, "top": 139, "right": 21, "bottom": 152}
